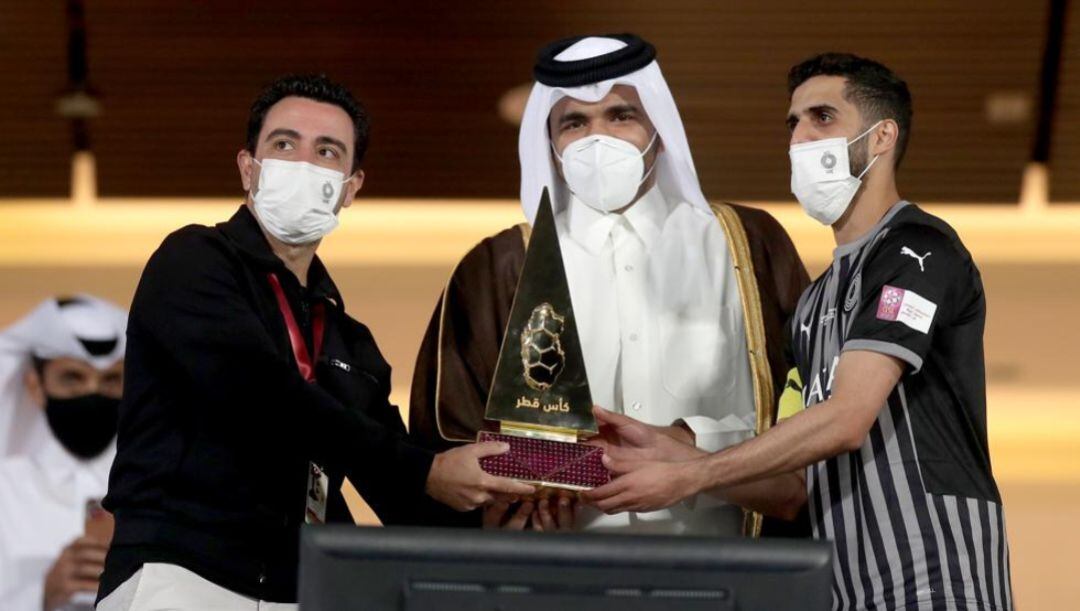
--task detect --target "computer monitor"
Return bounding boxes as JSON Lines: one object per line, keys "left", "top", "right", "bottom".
{"left": 299, "top": 525, "right": 833, "bottom": 610}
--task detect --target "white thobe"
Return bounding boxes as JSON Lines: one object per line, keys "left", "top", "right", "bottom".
{"left": 0, "top": 430, "right": 114, "bottom": 611}
{"left": 557, "top": 186, "right": 757, "bottom": 535}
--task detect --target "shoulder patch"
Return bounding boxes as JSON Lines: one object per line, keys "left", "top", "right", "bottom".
{"left": 876, "top": 285, "right": 937, "bottom": 334}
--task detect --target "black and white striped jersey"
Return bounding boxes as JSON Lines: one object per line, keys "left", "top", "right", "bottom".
{"left": 792, "top": 201, "right": 1012, "bottom": 610}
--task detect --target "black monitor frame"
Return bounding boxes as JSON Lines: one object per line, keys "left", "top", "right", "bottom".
{"left": 299, "top": 525, "right": 832, "bottom": 610}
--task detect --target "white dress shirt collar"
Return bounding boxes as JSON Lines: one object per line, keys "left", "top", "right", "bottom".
{"left": 564, "top": 185, "right": 668, "bottom": 254}
{"left": 32, "top": 432, "right": 114, "bottom": 493}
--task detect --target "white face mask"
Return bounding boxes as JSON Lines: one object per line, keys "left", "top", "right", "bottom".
{"left": 552, "top": 132, "right": 659, "bottom": 212}
{"left": 250, "top": 158, "right": 351, "bottom": 245}
{"left": 789, "top": 121, "right": 882, "bottom": 225}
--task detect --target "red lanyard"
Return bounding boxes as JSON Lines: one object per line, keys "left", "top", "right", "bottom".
{"left": 267, "top": 273, "right": 325, "bottom": 382}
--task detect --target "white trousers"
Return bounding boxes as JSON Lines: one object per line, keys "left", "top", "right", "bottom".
{"left": 95, "top": 563, "right": 298, "bottom": 611}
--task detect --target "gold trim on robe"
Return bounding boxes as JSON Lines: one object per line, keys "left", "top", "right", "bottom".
{"left": 711, "top": 203, "right": 775, "bottom": 538}
{"left": 434, "top": 223, "right": 532, "bottom": 443}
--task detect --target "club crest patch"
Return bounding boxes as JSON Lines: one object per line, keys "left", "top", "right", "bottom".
{"left": 876, "top": 285, "right": 904, "bottom": 320}
{"left": 844, "top": 273, "right": 861, "bottom": 312}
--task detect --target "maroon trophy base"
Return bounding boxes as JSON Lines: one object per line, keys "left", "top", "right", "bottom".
{"left": 477, "top": 430, "right": 610, "bottom": 491}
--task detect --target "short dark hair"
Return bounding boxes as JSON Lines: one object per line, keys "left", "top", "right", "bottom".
{"left": 245, "top": 74, "right": 369, "bottom": 173}
{"left": 788, "top": 53, "right": 913, "bottom": 168}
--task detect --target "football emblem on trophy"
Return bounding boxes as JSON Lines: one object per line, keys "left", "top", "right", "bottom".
{"left": 520, "top": 303, "right": 566, "bottom": 390}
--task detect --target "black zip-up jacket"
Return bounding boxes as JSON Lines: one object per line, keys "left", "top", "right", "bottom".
{"left": 99, "top": 206, "right": 436, "bottom": 602}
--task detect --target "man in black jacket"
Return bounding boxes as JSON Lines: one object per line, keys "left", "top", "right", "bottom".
{"left": 97, "top": 75, "right": 532, "bottom": 610}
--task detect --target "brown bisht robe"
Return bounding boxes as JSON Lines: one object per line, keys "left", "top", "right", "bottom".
{"left": 409, "top": 203, "right": 811, "bottom": 534}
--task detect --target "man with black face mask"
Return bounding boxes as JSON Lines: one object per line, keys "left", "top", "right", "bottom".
{"left": 0, "top": 295, "right": 127, "bottom": 611}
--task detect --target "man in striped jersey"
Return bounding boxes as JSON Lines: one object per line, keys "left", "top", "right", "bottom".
{"left": 586, "top": 53, "right": 1012, "bottom": 610}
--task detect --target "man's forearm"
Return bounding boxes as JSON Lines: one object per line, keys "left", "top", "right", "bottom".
{"left": 586, "top": 352, "right": 902, "bottom": 515}
{"left": 693, "top": 396, "right": 864, "bottom": 492}
{"left": 641, "top": 425, "right": 806, "bottom": 519}
{"left": 693, "top": 350, "right": 905, "bottom": 493}
{"left": 706, "top": 472, "right": 806, "bottom": 520}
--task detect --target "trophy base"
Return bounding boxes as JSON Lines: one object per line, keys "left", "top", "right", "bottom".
{"left": 477, "top": 430, "right": 610, "bottom": 491}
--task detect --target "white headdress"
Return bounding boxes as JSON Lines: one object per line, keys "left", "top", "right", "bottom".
{"left": 0, "top": 295, "right": 127, "bottom": 457}
{"left": 518, "top": 34, "right": 710, "bottom": 223}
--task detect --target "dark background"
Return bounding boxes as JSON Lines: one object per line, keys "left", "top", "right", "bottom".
{"left": 3, "top": 0, "right": 1077, "bottom": 201}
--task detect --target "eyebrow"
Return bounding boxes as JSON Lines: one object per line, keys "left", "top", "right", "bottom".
{"left": 264, "top": 129, "right": 349, "bottom": 154}
{"left": 604, "top": 103, "right": 640, "bottom": 116}
{"left": 786, "top": 104, "right": 839, "bottom": 126}
{"left": 557, "top": 110, "right": 589, "bottom": 125}
{"left": 315, "top": 135, "right": 349, "bottom": 153}
{"left": 556, "top": 102, "right": 642, "bottom": 124}
{"left": 264, "top": 128, "right": 301, "bottom": 142}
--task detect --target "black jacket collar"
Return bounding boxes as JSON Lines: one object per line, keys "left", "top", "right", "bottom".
{"left": 218, "top": 205, "right": 342, "bottom": 305}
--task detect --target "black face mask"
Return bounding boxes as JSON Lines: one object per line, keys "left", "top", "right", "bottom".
{"left": 44, "top": 394, "right": 119, "bottom": 459}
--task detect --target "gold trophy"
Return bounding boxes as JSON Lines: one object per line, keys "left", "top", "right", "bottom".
{"left": 477, "top": 188, "right": 610, "bottom": 491}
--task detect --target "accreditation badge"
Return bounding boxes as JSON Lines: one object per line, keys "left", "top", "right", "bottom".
{"left": 305, "top": 461, "right": 328, "bottom": 525}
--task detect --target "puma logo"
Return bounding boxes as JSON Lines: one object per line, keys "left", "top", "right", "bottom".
{"left": 901, "top": 246, "right": 931, "bottom": 272}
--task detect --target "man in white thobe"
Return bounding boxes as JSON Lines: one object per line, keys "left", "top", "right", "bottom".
{"left": 0, "top": 296, "right": 126, "bottom": 610}
{"left": 409, "top": 33, "right": 809, "bottom": 534}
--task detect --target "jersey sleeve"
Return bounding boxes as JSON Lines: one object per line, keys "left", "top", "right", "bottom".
{"left": 843, "top": 226, "right": 967, "bottom": 373}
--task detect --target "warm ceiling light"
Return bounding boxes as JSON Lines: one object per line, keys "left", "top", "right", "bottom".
{"left": 497, "top": 82, "right": 533, "bottom": 126}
